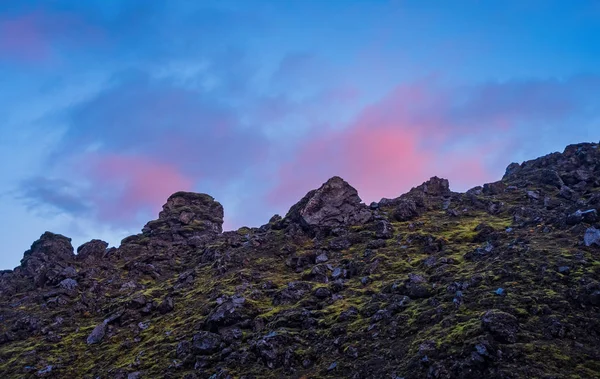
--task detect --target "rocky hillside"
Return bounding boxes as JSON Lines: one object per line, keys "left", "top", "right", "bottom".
{"left": 1, "top": 142, "right": 599, "bottom": 379}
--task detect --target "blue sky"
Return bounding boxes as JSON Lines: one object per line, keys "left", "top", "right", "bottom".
{"left": 0, "top": 0, "right": 599, "bottom": 269}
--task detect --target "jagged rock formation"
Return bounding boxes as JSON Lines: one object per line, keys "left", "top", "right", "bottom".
{"left": 142, "top": 192, "right": 224, "bottom": 243}
{"left": 285, "top": 176, "right": 372, "bottom": 232}
{"left": 1, "top": 142, "right": 600, "bottom": 379}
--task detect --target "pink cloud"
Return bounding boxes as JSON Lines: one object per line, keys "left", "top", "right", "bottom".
{"left": 0, "top": 11, "right": 104, "bottom": 64}
{"left": 269, "top": 81, "right": 503, "bottom": 206}
{"left": 0, "top": 13, "right": 51, "bottom": 62}
{"left": 82, "top": 154, "right": 194, "bottom": 222}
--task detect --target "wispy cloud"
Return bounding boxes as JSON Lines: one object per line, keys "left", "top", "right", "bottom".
{"left": 19, "top": 177, "right": 90, "bottom": 216}
{"left": 270, "top": 75, "right": 600, "bottom": 205}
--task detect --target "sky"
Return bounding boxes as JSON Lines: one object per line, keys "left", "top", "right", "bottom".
{"left": 0, "top": 0, "right": 599, "bottom": 269}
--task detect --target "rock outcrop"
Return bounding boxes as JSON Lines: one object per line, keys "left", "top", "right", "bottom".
{"left": 141, "top": 192, "right": 224, "bottom": 243}
{"left": 285, "top": 176, "right": 372, "bottom": 232}
{"left": 19, "top": 232, "right": 75, "bottom": 287}
{"left": 76, "top": 239, "right": 108, "bottom": 262}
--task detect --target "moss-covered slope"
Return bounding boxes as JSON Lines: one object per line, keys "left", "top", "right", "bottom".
{"left": 1, "top": 142, "right": 599, "bottom": 379}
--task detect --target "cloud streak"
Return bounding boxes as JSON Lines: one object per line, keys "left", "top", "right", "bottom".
{"left": 270, "top": 75, "right": 600, "bottom": 206}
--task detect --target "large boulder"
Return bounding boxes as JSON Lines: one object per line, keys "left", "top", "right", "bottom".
{"left": 141, "top": 192, "right": 224, "bottom": 243}
{"left": 392, "top": 199, "right": 419, "bottom": 221}
{"left": 381, "top": 177, "right": 451, "bottom": 214}
{"left": 408, "top": 176, "right": 451, "bottom": 196}
{"left": 206, "top": 296, "right": 252, "bottom": 331}
{"left": 285, "top": 176, "right": 372, "bottom": 231}
{"left": 20, "top": 232, "right": 75, "bottom": 287}
{"left": 76, "top": 239, "right": 108, "bottom": 262}
{"left": 192, "top": 331, "right": 222, "bottom": 355}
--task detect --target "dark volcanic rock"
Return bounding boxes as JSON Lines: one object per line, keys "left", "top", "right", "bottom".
{"left": 392, "top": 200, "right": 419, "bottom": 221}
{"left": 158, "top": 296, "right": 174, "bottom": 314}
{"left": 285, "top": 176, "right": 372, "bottom": 231}
{"left": 409, "top": 176, "right": 451, "bottom": 196}
{"left": 482, "top": 181, "right": 506, "bottom": 195}
{"left": 206, "top": 296, "right": 251, "bottom": 330}
{"left": 584, "top": 227, "right": 600, "bottom": 247}
{"left": 20, "top": 232, "right": 74, "bottom": 287}
{"left": 76, "top": 239, "right": 108, "bottom": 261}
{"left": 313, "top": 287, "right": 332, "bottom": 299}
{"left": 192, "top": 331, "right": 222, "bottom": 354}
{"left": 481, "top": 310, "right": 519, "bottom": 343}
{"left": 86, "top": 322, "right": 107, "bottom": 345}
{"left": 141, "top": 192, "right": 224, "bottom": 243}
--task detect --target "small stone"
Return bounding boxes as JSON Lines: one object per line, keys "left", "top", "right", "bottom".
{"left": 327, "top": 362, "right": 338, "bottom": 371}
{"left": 584, "top": 227, "right": 600, "bottom": 247}
{"left": 331, "top": 267, "right": 343, "bottom": 279}
{"left": 558, "top": 266, "right": 570, "bottom": 274}
{"left": 61, "top": 266, "right": 78, "bottom": 278}
{"left": 559, "top": 185, "right": 575, "bottom": 199}
{"left": 315, "top": 253, "right": 329, "bottom": 264}
{"left": 176, "top": 341, "right": 191, "bottom": 358}
{"left": 314, "top": 287, "right": 332, "bottom": 299}
{"left": 36, "top": 365, "right": 53, "bottom": 377}
{"left": 158, "top": 296, "right": 174, "bottom": 314}
{"left": 581, "top": 209, "right": 598, "bottom": 223}
{"left": 475, "top": 343, "right": 489, "bottom": 357}
{"left": 59, "top": 278, "right": 78, "bottom": 290}
{"left": 86, "top": 322, "right": 107, "bottom": 345}
{"left": 567, "top": 210, "right": 584, "bottom": 225}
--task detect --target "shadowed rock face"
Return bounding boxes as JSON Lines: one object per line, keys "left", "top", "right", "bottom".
{"left": 407, "top": 176, "right": 451, "bottom": 196}
{"left": 503, "top": 142, "right": 600, "bottom": 190}
{"left": 141, "top": 192, "right": 224, "bottom": 243}
{"left": 1, "top": 141, "right": 600, "bottom": 379}
{"left": 19, "top": 232, "right": 74, "bottom": 287}
{"left": 21, "top": 232, "right": 74, "bottom": 267}
{"left": 285, "top": 176, "right": 372, "bottom": 231}
{"left": 76, "top": 239, "right": 108, "bottom": 262}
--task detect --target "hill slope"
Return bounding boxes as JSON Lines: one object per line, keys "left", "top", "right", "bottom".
{"left": 1, "top": 142, "right": 600, "bottom": 379}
